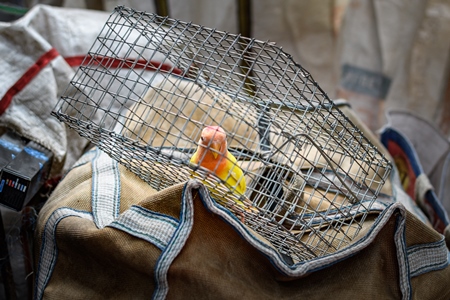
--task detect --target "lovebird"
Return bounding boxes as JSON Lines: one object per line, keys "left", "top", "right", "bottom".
{"left": 190, "top": 126, "right": 255, "bottom": 214}
{"left": 190, "top": 125, "right": 246, "bottom": 195}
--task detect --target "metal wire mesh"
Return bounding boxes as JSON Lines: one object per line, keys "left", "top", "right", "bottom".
{"left": 52, "top": 6, "right": 392, "bottom": 263}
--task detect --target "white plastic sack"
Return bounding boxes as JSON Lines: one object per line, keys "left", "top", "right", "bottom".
{"left": 0, "top": 4, "right": 111, "bottom": 177}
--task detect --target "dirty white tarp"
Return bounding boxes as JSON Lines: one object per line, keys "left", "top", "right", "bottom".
{"left": 0, "top": 5, "right": 111, "bottom": 177}
{"left": 337, "top": 0, "right": 450, "bottom": 132}
{"left": 0, "top": 5, "right": 113, "bottom": 299}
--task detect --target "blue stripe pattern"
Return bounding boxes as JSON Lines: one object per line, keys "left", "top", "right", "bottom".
{"left": 108, "top": 205, "right": 179, "bottom": 250}
{"left": 407, "top": 238, "right": 449, "bottom": 277}
{"left": 152, "top": 182, "right": 195, "bottom": 299}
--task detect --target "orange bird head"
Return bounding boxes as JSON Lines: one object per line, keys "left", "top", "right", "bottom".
{"left": 198, "top": 125, "right": 227, "bottom": 159}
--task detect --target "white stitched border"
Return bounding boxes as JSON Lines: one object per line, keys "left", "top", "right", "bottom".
{"left": 152, "top": 182, "right": 197, "bottom": 300}
{"left": 91, "top": 148, "right": 121, "bottom": 228}
{"left": 393, "top": 209, "right": 411, "bottom": 300}
{"left": 34, "top": 208, "right": 93, "bottom": 300}
{"left": 407, "top": 238, "right": 449, "bottom": 277}
{"left": 108, "top": 205, "right": 178, "bottom": 250}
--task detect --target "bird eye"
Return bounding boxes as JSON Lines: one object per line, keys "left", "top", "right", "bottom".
{"left": 200, "top": 136, "right": 204, "bottom": 141}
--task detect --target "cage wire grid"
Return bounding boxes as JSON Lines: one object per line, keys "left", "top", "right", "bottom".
{"left": 52, "top": 6, "right": 392, "bottom": 264}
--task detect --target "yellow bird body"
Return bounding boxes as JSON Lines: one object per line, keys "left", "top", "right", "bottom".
{"left": 190, "top": 126, "right": 246, "bottom": 196}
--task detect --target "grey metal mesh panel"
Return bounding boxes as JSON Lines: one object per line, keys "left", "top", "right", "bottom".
{"left": 53, "top": 6, "right": 392, "bottom": 263}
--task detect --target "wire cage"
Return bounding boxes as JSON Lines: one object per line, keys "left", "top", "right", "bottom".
{"left": 52, "top": 6, "right": 392, "bottom": 264}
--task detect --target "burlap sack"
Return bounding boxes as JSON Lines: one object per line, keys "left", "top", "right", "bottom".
{"left": 27, "top": 5, "right": 450, "bottom": 299}
{"left": 33, "top": 146, "right": 450, "bottom": 299}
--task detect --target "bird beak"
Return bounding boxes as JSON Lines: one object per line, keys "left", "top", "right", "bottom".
{"left": 210, "top": 141, "right": 220, "bottom": 159}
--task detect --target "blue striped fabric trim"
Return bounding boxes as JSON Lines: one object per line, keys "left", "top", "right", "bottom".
{"left": 108, "top": 205, "right": 179, "bottom": 251}
{"left": 194, "top": 179, "right": 404, "bottom": 277}
{"left": 393, "top": 210, "right": 411, "bottom": 300}
{"left": 91, "top": 148, "right": 121, "bottom": 228}
{"left": 152, "top": 181, "right": 196, "bottom": 299}
{"left": 34, "top": 208, "right": 93, "bottom": 300}
{"left": 407, "top": 238, "right": 449, "bottom": 277}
